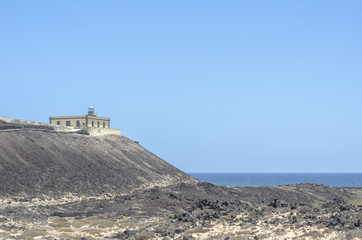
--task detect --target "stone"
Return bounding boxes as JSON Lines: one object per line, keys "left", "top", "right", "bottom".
{"left": 269, "top": 199, "right": 289, "bottom": 208}
{"left": 183, "top": 236, "right": 195, "bottom": 240}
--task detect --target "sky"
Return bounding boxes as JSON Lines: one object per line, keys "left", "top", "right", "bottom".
{"left": 1, "top": 1, "right": 361, "bottom": 173}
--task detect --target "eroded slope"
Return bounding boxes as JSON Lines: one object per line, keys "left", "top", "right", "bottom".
{"left": 0, "top": 130, "right": 194, "bottom": 197}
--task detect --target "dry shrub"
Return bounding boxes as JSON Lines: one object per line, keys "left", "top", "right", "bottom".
{"left": 229, "top": 210, "right": 241, "bottom": 219}
{"left": 274, "top": 227, "right": 286, "bottom": 236}
{"left": 49, "top": 221, "right": 71, "bottom": 228}
{"left": 81, "top": 228, "right": 104, "bottom": 237}
{"left": 55, "top": 227, "right": 75, "bottom": 232}
{"left": 261, "top": 206, "right": 275, "bottom": 213}
{"left": 296, "top": 206, "right": 312, "bottom": 214}
{"left": 94, "top": 219, "right": 117, "bottom": 228}
{"left": 72, "top": 215, "right": 99, "bottom": 228}
{"left": 186, "top": 225, "right": 210, "bottom": 234}
{"left": 138, "top": 231, "right": 156, "bottom": 239}
{"left": 230, "top": 236, "right": 250, "bottom": 240}
{"left": 239, "top": 223, "right": 252, "bottom": 230}
{"left": 50, "top": 216, "right": 71, "bottom": 227}
{"left": 299, "top": 230, "right": 323, "bottom": 238}
{"left": 335, "top": 229, "right": 362, "bottom": 240}
{"left": 248, "top": 210, "right": 257, "bottom": 218}
{"left": 22, "top": 228, "right": 47, "bottom": 240}
{"left": 277, "top": 207, "right": 290, "bottom": 214}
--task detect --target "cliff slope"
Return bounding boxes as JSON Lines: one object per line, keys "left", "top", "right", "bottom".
{"left": 0, "top": 128, "right": 193, "bottom": 197}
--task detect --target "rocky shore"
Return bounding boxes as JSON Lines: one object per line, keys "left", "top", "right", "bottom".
{"left": 0, "top": 182, "right": 361, "bottom": 239}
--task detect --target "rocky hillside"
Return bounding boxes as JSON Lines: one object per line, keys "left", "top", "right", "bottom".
{"left": 0, "top": 121, "right": 361, "bottom": 239}
{"left": 0, "top": 125, "right": 194, "bottom": 197}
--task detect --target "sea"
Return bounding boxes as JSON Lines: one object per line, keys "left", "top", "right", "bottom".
{"left": 189, "top": 173, "right": 362, "bottom": 188}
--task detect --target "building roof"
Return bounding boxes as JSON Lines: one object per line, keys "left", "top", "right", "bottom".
{"left": 49, "top": 115, "right": 110, "bottom": 120}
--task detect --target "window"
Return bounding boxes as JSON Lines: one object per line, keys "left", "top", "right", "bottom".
{"left": 97, "top": 121, "right": 100, "bottom": 127}
{"left": 103, "top": 122, "right": 105, "bottom": 128}
{"left": 92, "top": 121, "right": 94, "bottom": 127}
{"left": 57, "top": 121, "right": 60, "bottom": 125}
{"left": 66, "top": 121, "right": 71, "bottom": 126}
{"left": 76, "top": 120, "right": 80, "bottom": 127}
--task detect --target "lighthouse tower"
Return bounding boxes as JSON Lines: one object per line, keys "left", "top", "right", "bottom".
{"left": 88, "top": 106, "right": 96, "bottom": 116}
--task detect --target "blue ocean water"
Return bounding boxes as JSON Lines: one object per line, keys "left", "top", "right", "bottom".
{"left": 189, "top": 173, "right": 362, "bottom": 187}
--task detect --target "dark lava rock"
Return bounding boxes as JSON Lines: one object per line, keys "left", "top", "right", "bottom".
{"left": 328, "top": 216, "right": 340, "bottom": 227}
{"left": 183, "top": 236, "right": 195, "bottom": 240}
{"left": 113, "top": 229, "right": 137, "bottom": 239}
{"left": 269, "top": 199, "right": 289, "bottom": 208}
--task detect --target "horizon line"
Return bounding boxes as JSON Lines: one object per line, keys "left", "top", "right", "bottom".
{"left": 188, "top": 172, "right": 362, "bottom": 174}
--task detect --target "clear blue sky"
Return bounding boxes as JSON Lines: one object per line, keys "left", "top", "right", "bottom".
{"left": 1, "top": 1, "right": 361, "bottom": 173}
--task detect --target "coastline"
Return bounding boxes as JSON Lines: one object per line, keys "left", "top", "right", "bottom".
{"left": 189, "top": 172, "right": 362, "bottom": 187}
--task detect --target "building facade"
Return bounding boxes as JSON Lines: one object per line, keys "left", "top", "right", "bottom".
{"left": 49, "top": 115, "right": 110, "bottom": 129}
{"left": 49, "top": 106, "right": 120, "bottom": 135}
{"left": 49, "top": 106, "right": 110, "bottom": 129}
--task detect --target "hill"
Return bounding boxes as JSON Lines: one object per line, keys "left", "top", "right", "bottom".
{"left": 0, "top": 125, "right": 194, "bottom": 197}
